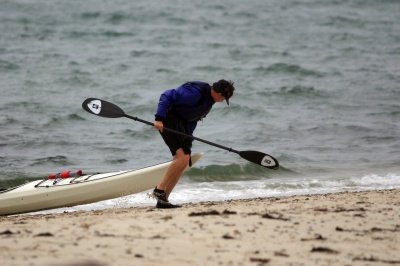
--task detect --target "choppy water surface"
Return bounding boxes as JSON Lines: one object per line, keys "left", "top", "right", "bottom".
{"left": 1, "top": 0, "right": 399, "bottom": 210}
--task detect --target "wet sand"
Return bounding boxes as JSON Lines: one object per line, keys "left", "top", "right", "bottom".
{"left": 1, "top": 189, "right": 399, "bottom": 266}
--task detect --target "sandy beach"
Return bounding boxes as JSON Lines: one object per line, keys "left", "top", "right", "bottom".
{"left": 1, "top": 189, "right": 399, "bottom": 266}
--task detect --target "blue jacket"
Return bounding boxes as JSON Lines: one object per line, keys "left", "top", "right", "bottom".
{"left": 155, "top": 81, "right": 215, "bottom": 135}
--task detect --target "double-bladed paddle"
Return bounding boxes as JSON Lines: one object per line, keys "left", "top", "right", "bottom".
{"left": 82, "top": 98, "right": 279, "bottom": 170}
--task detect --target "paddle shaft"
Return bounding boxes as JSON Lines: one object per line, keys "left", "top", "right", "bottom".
{"left": 82, "top": 98, "right": 279, "bottom": 169}
{"left": 125, "top": 114, "right": 240, "bottom": 154}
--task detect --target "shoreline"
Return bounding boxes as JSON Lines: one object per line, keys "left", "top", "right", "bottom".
{"left": 1, "top": 189, "right": 399, "bottom": 266}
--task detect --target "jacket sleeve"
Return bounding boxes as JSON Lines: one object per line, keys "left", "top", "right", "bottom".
{"left": 155, "top": 84, "right": 203, "bottom": 121}
{"left": 155, "top": 89, "right": 175, "bottom": 121}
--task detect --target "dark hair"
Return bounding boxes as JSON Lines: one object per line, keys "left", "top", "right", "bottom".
{"left": 212, "top": 79, "right": 235, "bottom": 99}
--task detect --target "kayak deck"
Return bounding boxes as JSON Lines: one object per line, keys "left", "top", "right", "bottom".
{"left": 0, "top": 153, "right": 203, "bottom": 215}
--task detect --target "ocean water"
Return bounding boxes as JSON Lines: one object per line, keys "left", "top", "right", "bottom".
{"left": 1, "top": 0, "right": 399, "bottom": 212}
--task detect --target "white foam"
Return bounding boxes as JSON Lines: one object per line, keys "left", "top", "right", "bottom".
{"left": 30, "top": 172, "right": 400, "bottom": 215}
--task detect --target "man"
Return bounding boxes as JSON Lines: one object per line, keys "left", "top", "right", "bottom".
{"left": 153, "top": 80, "right": 235, "bottom": 208}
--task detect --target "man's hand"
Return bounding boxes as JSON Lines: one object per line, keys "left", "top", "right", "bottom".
{"left": 154, "top": 121, "right": 164, "bottom": 133}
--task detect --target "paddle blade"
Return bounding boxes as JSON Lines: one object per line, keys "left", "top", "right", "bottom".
{"left": 238, "top": 150, "right": 279, "bottom": 170}
{"left": 82, "top": 98, "right": 125, "bottom": 118}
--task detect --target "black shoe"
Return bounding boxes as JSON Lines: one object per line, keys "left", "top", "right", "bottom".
{"left": 152, "top": 187, "right": 168, "bottom": 202}
{"left": 152, "top": 188, "right": 181, "bottom": 209}
{"left": 156, "top": 200, "right": 181, "bottom": 209}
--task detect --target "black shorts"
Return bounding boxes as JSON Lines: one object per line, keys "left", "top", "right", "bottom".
{"left": 159, "top": 114, "right": 193, "bottom": 156}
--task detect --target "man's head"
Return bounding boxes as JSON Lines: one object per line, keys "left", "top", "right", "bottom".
{"left": 212, "top": 79, "right": 235, "bottom": 105}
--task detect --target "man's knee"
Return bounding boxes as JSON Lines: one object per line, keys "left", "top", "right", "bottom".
{"left": 175, "top": 149, "right": 190, "bottom": 166}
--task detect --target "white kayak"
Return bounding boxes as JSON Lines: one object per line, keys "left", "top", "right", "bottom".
{"left": 0, "top": 153, "right": 203, "bottom": 215}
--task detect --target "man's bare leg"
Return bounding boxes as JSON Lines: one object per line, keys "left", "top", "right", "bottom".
{"left": 156, "top": 148, "right": 190, "bottom": 200}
